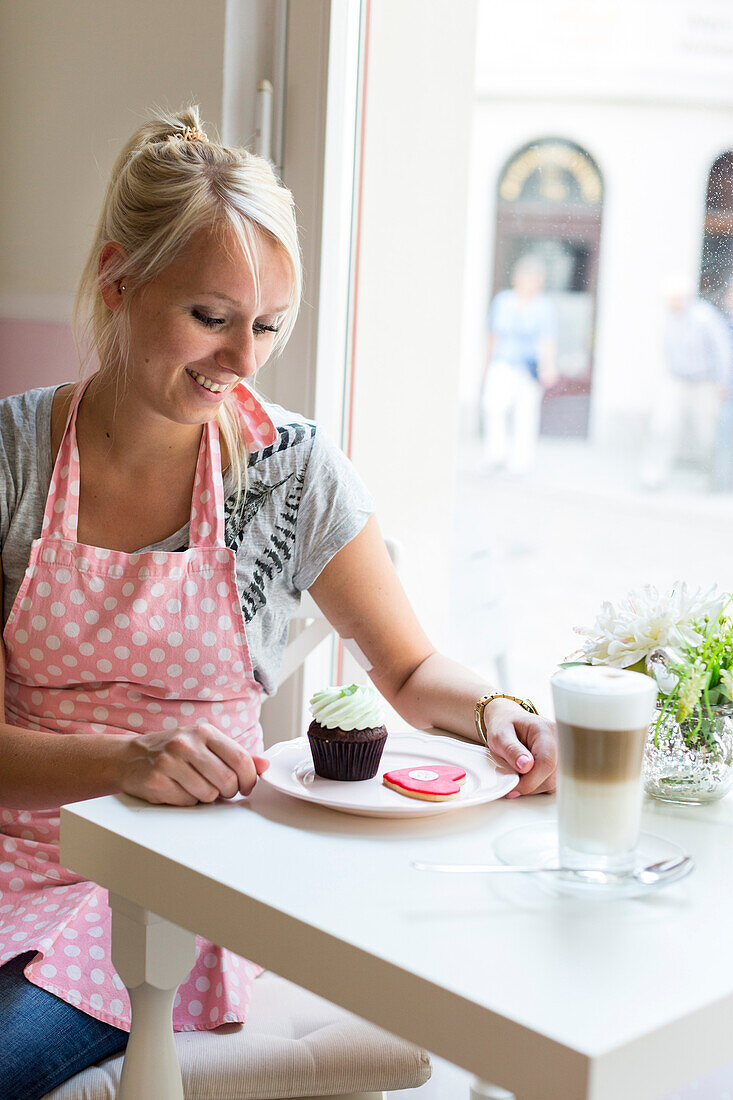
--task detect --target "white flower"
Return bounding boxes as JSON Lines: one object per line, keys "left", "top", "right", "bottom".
{"left": 575, "top": 583, "right": 726, "bottom": 669}
{"left": 720, "top": 669, "right": 733, "bottom": 701}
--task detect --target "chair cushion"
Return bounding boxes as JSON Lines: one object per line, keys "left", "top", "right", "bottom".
{"left": 42, "top": 970, "right": 432, "bottom": 1099}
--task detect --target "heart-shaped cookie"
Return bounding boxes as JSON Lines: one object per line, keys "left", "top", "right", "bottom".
{"left": 382, "top": 764, "right": 467, "bottom": 801}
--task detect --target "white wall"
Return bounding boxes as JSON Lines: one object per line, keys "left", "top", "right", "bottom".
{"left": 349, "top": 0, "right": 477, "bottom": 650}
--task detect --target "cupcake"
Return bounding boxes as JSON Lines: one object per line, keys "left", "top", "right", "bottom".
{"left": 307, "top": 684, "right": 387, "bottom": 781}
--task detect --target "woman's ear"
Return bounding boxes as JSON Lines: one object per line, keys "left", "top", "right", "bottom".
{"left": 98, "top": 242, "right": 129, "bottom": 312}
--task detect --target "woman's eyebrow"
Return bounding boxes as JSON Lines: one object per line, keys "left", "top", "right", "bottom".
{"left": 197, "top": 291, "right": 288, "bottom": 312}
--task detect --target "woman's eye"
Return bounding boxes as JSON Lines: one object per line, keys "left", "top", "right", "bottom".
{"left": 192, "top": 309, "right": 225, "bottom": 328}
{"left": 253, "top": 321, "right": 280, "bottom": 337}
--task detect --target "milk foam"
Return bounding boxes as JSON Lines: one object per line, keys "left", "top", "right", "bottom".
{"left": 551, "top": 666, "right": 658, "bottom": 730}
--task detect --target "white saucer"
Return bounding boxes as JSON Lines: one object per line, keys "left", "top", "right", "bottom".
{"left": 493, "top": 822, "right": 689, "bottom": 897}
{"left": 260, "top": 730, "right": 519, "bottom": 818}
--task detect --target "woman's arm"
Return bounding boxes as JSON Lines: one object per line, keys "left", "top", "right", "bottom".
{"left": 307, "top": 515, "right": 556, "bottom": 795}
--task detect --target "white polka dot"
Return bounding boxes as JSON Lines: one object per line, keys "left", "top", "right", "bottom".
{"left": 88, "top": 577, "right": 105, "bottom": 593}
{"left": 84, "top": 609, "right": 99, "bottom": 625}
{"left": 152, "top": 552, "right": 168, "bottom": 565}
{"left": 131, "top": 663, "right": 148, "bottom": 677}
{"left": 131, "top": 632, "right": 148, "bottom": 646}
{"left": 63, "top": 622, "right": 80, "bottom": 638}
{"left": 195, "top": 975, "right": 210, "bottom": 992}
{"left": 184, "top": 614, "right": 199, "bottom": 630}
{"left": 64, "top": 944, "right": 81, "bottom": 957}
{"left": 180, "top": 703, "right": 194, "bottom": 716}
{"left": 183, "top": 580, "right": 198, "bottom": 596}
{"left": 229, "top": 990, "right": 240, "bottom": 1006}
{"left": 114, "top": 613, "right": 130, "bottom": 629}
{"left": 185, "top": 649, "right": 200, "bottom": 662}
{"left": 37, "top": 582, "right": 52, "bottom": 598}
{"left": 31, "top": 615, "right": 47, "bottom": 631}
{"left": 69, "top": 589, "right": 85, "bottom": 605}
{"left": 149, "top": 615, "right": 165, "bottom": 632}
{"left": 89, "top": 992, "right": 104, "bottom": 1010}
{"left": 183, "top": 678, "right": 198, "bottom": 690}
{"left": 167, "top": 632, "right": 183, "bottom": 647}
{"left": 90, "top": 968, "right": 105, "bottom": 985}
{"left": 201, "top": 632, "right": 217, "bottom": 646}
{"left": 162, "top": 717, "right": 177, "bottom": 730}
{"left": 8, "top": 878, "right": 24, "bottom": 891}
{"left": 89, "top": 945, "right": 105, "bottom": 960}
{"left": 151, "top": 582, "right": 165, "bottom": 597}
{"left": 14, "top": 629, "right": 28, "bottom": 644}
{"left": 103, "top": 597, "right": 117, "bottom": 611}
{"left": 166, "top": 599, "right": 182, "bottom": 614}
{"left": 93, "top": 708, "right": 109, "bottom": 721}
{"left": 110, "top": 998, "right": 124, "bottom": 1014}
{"left": 114, "top": 646, "right": 130, "bottom": 660}
{"left": 59, "top": 700, "right": 75, "bottom": 715}
{"left": 122, "top": 582, "right": 135, "bottom": 597}
{"left": 112, "top": 974, "right": 125, "bottom": 991}
{"left": 201, "top": 663, "right": 216, "bottom": 677}
{"left": 145, "top": 701, "right": 162, "bottom": 713}
{"left": 218, "top": 648, "right": 232, "bottom": 662}
{"left": 88, "top": 926, "right": 104, "bottom": 938}
{"left": 132, "top": 598, "right": 148, "bottom": 615}
{"left": 150, "top": 649, "right": 165, "bottom": 663}
{"left": 188, "top": 999, "right": 203, "bottom": 1016}
{"left": 217, "top": 617, "right": 231, "bottom": 632}
{"left": 66, "top": 964, "right": 82, "bottom": 980}
{"left": 79, "top": 642, "right": 94, "bottom": 657}
{"left": 167, "top": 664, "right": 182, "bottom": 678}
{"left": 128, "top": 713, "right": 143, "bottom": 727}
{"left": 97, "top": 628, "right": 112, "bottom": 643}
{"left": 209, "top": 1006, "right": 219, "bottom": 1022}
{"left": 50, "top": 602, "right": 65, "bottom": 618}
{"left": 200, "top": 597, "right": 215, "bottom": 614}
{"left": 204, "top": 952, "right": 217, "bottom": 968}
{"left": 94, "top": 547, "right": 111, "bottom": 560}
{"left": 216, "top": 583, "right": 230, "bottom": 599}
{"left": 29, "top": 648, "right": 44, "bottom": 661}
{"left": 97, "top": 659, "right": 113, "bottom": 674}
{"left": 40, "top": 963, "right": 57, "bottom": 977}
{"left": 137, "top": 567, "right": 150, "bottom": 581}
{"left": 67, "top": 989, "right": 82, "bottom": 1006}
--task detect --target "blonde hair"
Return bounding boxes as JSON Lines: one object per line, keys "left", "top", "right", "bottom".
{"left": 73, "top": 104, "right": 302, "bottom": 513}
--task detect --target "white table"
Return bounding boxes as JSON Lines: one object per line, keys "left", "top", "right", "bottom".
{"left": 60, "top": 761, "right": 733, "bottom": 1100}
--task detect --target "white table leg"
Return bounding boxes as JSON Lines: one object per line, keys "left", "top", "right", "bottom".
{"left": 109, "top": 891, "right": 197, "bottom": 1100}
{"left": 470, "top": 1080, "right": 515, "bottom": 1100}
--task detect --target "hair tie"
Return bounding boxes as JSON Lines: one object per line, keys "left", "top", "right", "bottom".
{"left": 177, "top": 126, "right": 209, "bottom": 143}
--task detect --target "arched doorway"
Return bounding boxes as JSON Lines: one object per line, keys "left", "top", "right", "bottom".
{"left": 700, "top": 150, "right": 733, "bottom": 309}
{"left": 492, "top": 138, "right": 604, "bottom": 437}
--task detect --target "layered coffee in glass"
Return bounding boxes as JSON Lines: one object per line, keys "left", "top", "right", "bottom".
{"left": 551, "top": 666, "right": 658, "bottom": 873}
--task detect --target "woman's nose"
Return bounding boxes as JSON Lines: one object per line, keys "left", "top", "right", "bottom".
{"left": 217, "top": 330, "right": 257, "bottom": 378}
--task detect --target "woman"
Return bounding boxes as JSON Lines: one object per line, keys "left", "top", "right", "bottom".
{"left": 0, "top": 106, "right": 556, "bottom": 1099}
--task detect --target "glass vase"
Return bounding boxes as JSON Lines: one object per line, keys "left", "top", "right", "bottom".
{"left": 643, "top": 701, "right": 733, "bottom": 804}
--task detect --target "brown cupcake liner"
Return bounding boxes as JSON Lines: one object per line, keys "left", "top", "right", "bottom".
{"left": 308, "top": 731, "right": 387, "bottom": 781}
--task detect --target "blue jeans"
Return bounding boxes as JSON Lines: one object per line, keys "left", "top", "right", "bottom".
{"left": 0, "top": 951, "right": 128, "bottom": 1100}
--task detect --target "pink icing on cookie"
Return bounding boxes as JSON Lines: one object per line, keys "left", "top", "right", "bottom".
{"left": 382, "top": 764, "right": 466, "bottom": 797}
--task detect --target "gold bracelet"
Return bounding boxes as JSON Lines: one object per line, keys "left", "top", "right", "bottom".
{"left": 474, "top": 692, "right": 539, "bottom": 747}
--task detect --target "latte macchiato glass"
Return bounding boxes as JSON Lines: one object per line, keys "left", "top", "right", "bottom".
{"left": 551, "top": 666, "right": 658, "bottom": 873}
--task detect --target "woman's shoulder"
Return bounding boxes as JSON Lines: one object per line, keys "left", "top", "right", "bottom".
{"left": 248, "top": 399, "right": 319, "bottom": 470}
{"left": 0, "top": 384, "right": 63, "bottom": 450}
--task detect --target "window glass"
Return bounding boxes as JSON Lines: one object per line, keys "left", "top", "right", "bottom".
{"left": 450, "top": 0, "right": 733, "bottom": 712}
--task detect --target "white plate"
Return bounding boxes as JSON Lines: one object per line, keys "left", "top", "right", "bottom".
{"left": 260, "top": 730, "right": 519, "bottom": 818}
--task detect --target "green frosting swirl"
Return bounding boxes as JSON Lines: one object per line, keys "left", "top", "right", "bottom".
{"left": 309, "top": 683, "right": 385, "bottom": 731}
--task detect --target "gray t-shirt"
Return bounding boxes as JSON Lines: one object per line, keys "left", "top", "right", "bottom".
{"left": 0, "top": 385, "right": 374, "bottom": 696}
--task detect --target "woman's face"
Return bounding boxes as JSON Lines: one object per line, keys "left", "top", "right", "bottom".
{"left": 107, "top": 225, "right": 293, "bottom": 426}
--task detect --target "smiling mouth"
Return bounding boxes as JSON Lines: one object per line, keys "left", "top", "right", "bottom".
{"left": 185, "top": 368, "right": 230, "bottom": 394}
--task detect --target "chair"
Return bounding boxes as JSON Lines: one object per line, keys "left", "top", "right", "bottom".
{"left": 42, "top": 970, "right": 431, "bottom": 1099}
{"left": 44, "top": 534, "right": 431, "bottom": 1100}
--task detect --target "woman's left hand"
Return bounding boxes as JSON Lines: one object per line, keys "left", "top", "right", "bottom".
{"left": 482, "top": 698, "right": 557, "bottom": 797}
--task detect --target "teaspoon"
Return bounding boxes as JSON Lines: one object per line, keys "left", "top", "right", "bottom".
{"left": 411, "top": 854, "right": 694, "bottom": 886}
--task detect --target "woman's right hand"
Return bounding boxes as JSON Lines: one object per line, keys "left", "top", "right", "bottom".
{"left": 116, "top": 722, "right": 270, "bottom": 806}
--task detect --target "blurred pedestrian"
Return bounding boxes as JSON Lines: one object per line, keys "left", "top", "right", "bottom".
{"left": 480, "top": 255, "right": 558, "bottom": 475}
{"left": 642, "top": 277, "right": 731, "bottom": 490}
{"left": 712, "top": 278, "right": 733, "bottom": 492}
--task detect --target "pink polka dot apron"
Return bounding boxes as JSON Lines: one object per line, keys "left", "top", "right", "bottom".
{"left": 0, "top": 376, "right": 278, "bottom": 1032}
